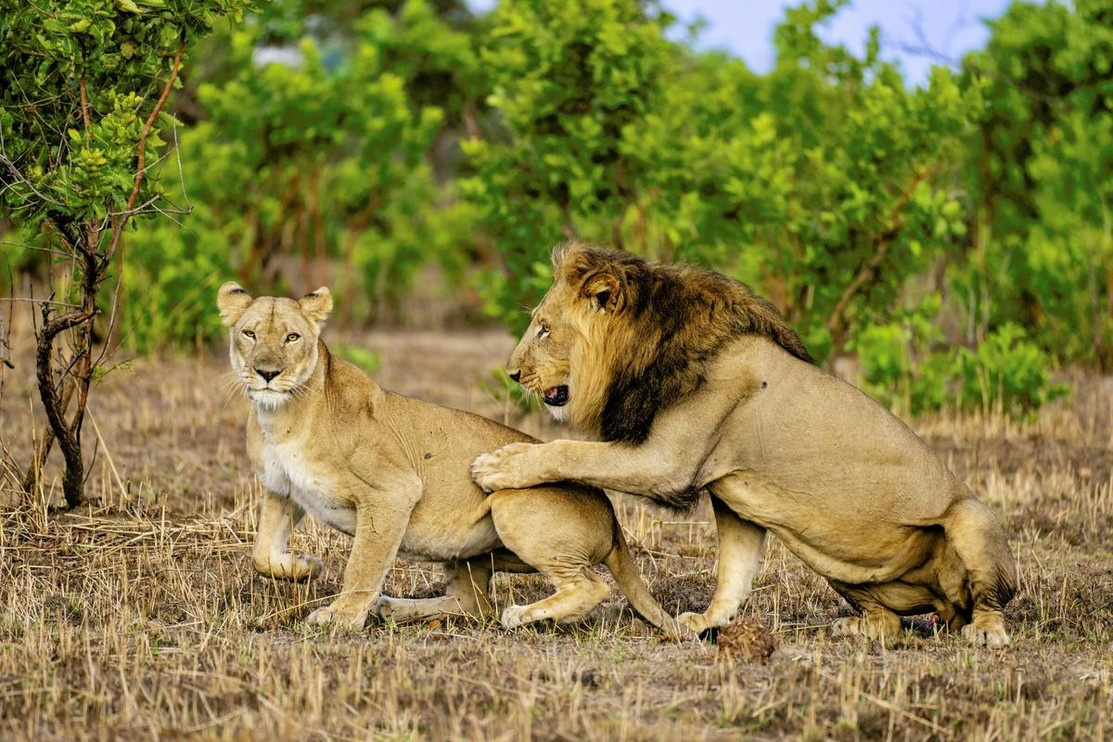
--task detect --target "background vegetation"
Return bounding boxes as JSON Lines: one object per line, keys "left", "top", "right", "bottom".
{"left": 3, "top": 0, "right": 1111, "bottom": 419}
{"left": 1, "top": 4, "right": 1110, "bottom": 738}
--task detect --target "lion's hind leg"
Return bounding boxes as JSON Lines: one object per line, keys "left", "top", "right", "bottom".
{"left": 941, "top": 498, "right": 1016, "bottom": 647}
{"left": 828, "top": 582, "right": 904, "bottom": 643}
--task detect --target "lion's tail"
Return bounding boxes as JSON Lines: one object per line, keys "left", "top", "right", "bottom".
{"left": 604, "top": 525, "right": 692, "bottom": 638}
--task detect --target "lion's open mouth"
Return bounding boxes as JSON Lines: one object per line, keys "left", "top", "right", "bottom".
{"left": 543, "top": 385, "right": 569, "bottom": 407}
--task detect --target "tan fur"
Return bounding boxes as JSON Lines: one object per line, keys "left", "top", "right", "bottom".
{"left": 217, "top": 282, "right": 687, "bottom": 635}
{"left": 472, "top": 245, "right": 1017, "bottom": 647}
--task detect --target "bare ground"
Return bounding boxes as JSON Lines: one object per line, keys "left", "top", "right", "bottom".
{"left": 0, "top": 323, "right": 1111, "bottom": 741}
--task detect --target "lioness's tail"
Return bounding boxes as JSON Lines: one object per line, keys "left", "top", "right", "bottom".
{"left": 604, "top": 525, "right": 692, "bottom": 638}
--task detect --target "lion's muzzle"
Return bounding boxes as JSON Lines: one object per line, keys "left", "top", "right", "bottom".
{"left": 543, "top": 385, "right": 569, "bottom": 407}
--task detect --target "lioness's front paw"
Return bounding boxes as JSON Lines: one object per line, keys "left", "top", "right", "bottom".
{"left": 292, "top": 554, "right": 325, "bottom": 580}
{"left": 253, "top": 552, "right": 325, "bottom": 582}
{"left": 470, "top": 443, "right": 538, "bottom": 493}
{"left": 306, "top": 600, "right": 370, "bottom": 631}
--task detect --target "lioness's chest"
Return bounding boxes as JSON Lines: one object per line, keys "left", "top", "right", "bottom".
{"left": 260, "top": 439, "right": 357, "bottom": 536}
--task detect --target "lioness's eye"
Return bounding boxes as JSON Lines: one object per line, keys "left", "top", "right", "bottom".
{"left": 242, "top": 329, "right": 255, "bottom": 340}
{"left": 537, "top": 324, "right": 549, "bottom": 339}
{"left": 286, "top": 333, "right": 300, "bottom": 343}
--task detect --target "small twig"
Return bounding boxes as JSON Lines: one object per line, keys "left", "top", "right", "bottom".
{"left": 0, "top": 297, "right": 81, "bottom": 309}
{"left": 104, "top": 33, "right": 186, "bottom": 263}
{"left": 825, "top": 167, "right": 935, "bottom": 346}
{"left": 79, "top": 73, "right": 91, "bottom": 142}
{"left": 0, "top": 155, "right": 64, "bottom": 207}
{"left": 107, "top": 194, "right": 163, "bottom": 218}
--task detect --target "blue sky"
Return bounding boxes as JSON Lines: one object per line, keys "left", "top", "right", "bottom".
{"left": 466, "top": 0, "right": 1013, "bottom": 85}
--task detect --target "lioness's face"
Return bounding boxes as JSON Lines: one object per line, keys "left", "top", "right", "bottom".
{"left": 507, "top": 283, "right": 578, "bottom": 419}
{"left": 217, "top": 283, "right": 332, "bottom": 410}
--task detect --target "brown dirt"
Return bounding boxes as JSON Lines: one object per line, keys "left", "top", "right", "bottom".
{"left": 1, "top": 320, "right": 1111, "bottom": 740}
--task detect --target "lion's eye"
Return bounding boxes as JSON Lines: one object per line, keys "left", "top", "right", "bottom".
{"left": 286, "top": 333, "right": 300, "bottom": 343}
{"left": 242, "top": 329, "right": 255, "bottom": 340}
{"left": 537, "top": 325, "right": 550, "bottom": 339}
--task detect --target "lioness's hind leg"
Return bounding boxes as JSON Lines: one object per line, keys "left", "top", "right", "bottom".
{"left": 487, "top": 487, "right": 614, "bottom": 630}
{"left": 500, "top": 568, "right": 610, "bottom": 629}
{"left": 830, "top": 609, "right": 903, "bottom": 643}
{"left": 943, "top": 498, "right": 1016, "bottom": 648}
{"left": 376, "top": 561, "right": 493, "bottom": 623}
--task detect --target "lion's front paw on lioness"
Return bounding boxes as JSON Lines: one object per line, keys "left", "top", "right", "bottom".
{"left": 471, "top": 442, "right": 538, "bottom": 493}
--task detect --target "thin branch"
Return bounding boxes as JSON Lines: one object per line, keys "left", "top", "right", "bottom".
{"left": 107, "top": 194, "right": 162, "bottom": 218}
{"left": 104, "top": 32, "right": 186, "bottom": 263}
{"left": 825, "top": 167, "right": 935, "bottom": 345}
{"left": 0, "top": 155, "right": 65, "bottom": 207}
{"left": 172, "top": 121, "right": 191, "bottom": 211}
{"left": 0, "top": 297, "right": 81, "bottom": 308}
{"left": 79, "top": 73, "right": 91, "bottom": 143}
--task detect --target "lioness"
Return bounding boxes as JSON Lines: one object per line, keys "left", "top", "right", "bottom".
{"left": 218, "top": 282, "right": 684, "bottom": 635}
{"left": 472, "top": 243, "right": 1017, "bottom": 646}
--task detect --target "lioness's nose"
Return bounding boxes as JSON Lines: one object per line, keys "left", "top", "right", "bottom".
{"left": 256, "top": 368, "right": 280, "bottom": 382}
{"left": 508, "top": 369, "right": 521, "bottom": 383}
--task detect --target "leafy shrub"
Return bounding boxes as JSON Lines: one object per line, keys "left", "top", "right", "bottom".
{"left": 953, "top": 323, "right": 1070, "bottom": 418}
{"left": 855, "top": 315, "right": 1068, "bottom": 420}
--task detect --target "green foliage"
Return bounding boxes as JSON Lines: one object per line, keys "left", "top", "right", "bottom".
{"left": 852, "top": 295, "right": 950, "bottom": 416}
{"left": 959, "top": 0, "right": 1113, "bottom": 368}
{"left": 116, "top": 0, "right": 479, "bottom": 349}
{"left": 0, "top": 0, "right": 258, "bottom": 506}
{"left": 952, "top": 323, "right": 1070, "bottom": 418}
{"left": 461, "top": 0, "right": 676, "bottom": 331}
{"left": 331, "top": 343, "right": 381, "bottom": 374}
{"left": 465, "top": 0, "right": 979, "bottom": 355}
{"left": 6, "top": 0, "right": 1106, "bottom": 422}
{"left": 0, "top": 0, "right": 253, "bottom": 228}
{"left": 855, "top": 309, "right": 1067, "bottom": 419}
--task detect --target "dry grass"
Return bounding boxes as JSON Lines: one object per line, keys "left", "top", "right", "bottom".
{"left": 1, "top": 323, "right": 1111, "bottom": 740}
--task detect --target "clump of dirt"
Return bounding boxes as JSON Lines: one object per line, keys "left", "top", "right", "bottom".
{"left": 716, "top": 617, "right": 778, "bottom": 664}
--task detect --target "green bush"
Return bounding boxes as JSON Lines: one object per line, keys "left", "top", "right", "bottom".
{"left": 953, "top": 323, "right": 1070, "bottom": 418}
{"left": 854, "top": 314, "right": 1068, "bottom": 420}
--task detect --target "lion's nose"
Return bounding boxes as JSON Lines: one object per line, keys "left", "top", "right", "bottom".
{"left": 507, "top": 369, "right": 521, "bottom": 383}
{"left": 256, "top": 368, "right": 280, "bottom": 383}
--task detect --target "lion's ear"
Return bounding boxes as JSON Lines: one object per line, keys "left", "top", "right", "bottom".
{"left": 299, "top": 286, "right": 333, "bottom": 326}
{"left": 581, "top": 272, "right": 623, "bottom": 313}
{"left": 217, "top": 282, "right": 253, "bottom": 327}
{"left": 551, "top": 241, "right": 574, "bottom": 273}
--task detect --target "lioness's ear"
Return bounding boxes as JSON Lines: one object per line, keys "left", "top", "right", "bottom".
{"left": 299, "top": 286, "right": 333, "bottom": 326}
{"left": 217, "top": 282, "right": 253, "bottom": 327}
{"left": 581, "top": 271, "right": 623, "bottom": 313}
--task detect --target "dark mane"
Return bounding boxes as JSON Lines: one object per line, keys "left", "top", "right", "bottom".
{"left": 564, "top": 246, "right": 813, "bottom": 445}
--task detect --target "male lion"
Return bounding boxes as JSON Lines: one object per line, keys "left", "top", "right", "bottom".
{"left": 217, "top": 282, "right": 685, "bottom": 635}
{"left": 471, "top": 243, "right": 1017, "bottom": 646}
